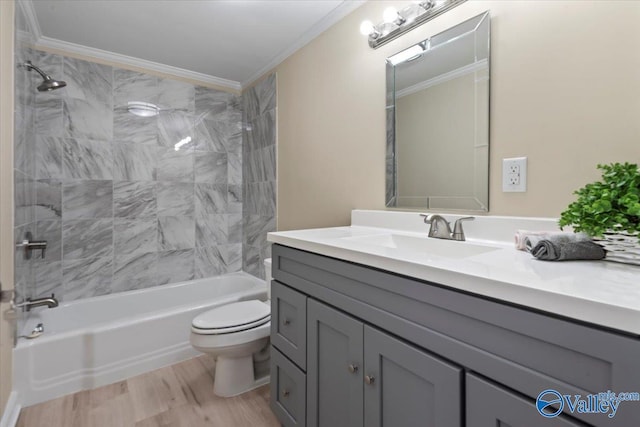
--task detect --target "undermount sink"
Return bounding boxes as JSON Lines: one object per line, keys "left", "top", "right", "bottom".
{"left": 344, "top": 233, "right": 501, "bottom": 259}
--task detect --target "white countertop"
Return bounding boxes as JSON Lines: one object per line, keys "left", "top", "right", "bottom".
{"left": 268, "top": 210, "right": 640, "bottom": 336}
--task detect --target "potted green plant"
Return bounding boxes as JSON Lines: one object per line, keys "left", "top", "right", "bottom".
{"left": 559, "top": 162, "right": 640, "bottom": 265}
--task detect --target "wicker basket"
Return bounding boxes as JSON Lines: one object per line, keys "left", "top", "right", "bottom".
{"left": 592, "top": 231, "right": 640, "bottom": 266}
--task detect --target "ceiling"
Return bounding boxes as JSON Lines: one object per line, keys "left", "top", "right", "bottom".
{"left": 26, "top": 0, "right": 364, "bottom": 89}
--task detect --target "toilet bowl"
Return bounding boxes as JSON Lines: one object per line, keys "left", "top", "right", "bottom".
{"left": 189, "top": 260, "right": 273, "bottom": 397}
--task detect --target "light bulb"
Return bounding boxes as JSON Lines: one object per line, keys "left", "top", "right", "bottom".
{"left": 359, "top": 20, "right": 375, "bottom": 36}
{"left": 383, "top": 7, "right": 399, "bottom": 24}
{"left": 416, "top": 0, "right": 434, "bottom": 10}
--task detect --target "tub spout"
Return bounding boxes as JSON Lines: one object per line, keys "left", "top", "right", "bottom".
{"left": 14, "top": 294, "right": 59, "bottom": 312}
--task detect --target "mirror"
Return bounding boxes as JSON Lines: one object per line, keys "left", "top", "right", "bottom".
{"left": 386, "top": 11, "right": 490, "bottom": 211}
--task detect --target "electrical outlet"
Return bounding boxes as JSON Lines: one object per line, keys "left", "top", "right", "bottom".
{"left": 503, "top": 157, "right": 527, "bottom": 192}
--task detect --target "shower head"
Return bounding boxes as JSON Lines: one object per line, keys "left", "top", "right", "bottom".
{"left": 22, "top": 60, "right": 67, "bottom": 92}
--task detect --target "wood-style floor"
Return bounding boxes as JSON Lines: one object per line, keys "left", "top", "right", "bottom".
{"left": 17, "top": 356, "right": 280, "bottom": 427}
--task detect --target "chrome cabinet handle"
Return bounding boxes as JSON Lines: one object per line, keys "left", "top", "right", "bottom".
{"left": 282, "top": 389, "right": 290, "bottom": 398}
{"left": 283, "top": 318, "right": 291, "bottom": 325}
{"left": 365, "top": 375, "right": 375, "bottom": 385}
{"left": 348, "top": 364, "right": 359, "bottom": 374}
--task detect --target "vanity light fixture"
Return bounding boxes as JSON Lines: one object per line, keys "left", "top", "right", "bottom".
{"left": 360, "top": 0, "right": 466, "bottom": 49}
{"left": 127, "top": 101, "right": 160, "bottom": 117}
{"left": 383, "top": 7, "right": 406, "bottom": 26}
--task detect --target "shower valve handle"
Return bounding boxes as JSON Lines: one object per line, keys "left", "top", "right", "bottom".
{"left": 16, "top": 232, "right": 47, "bottom": 260}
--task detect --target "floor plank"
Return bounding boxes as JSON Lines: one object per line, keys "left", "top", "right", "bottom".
{"left": 17, "top": 356, "right": 280, "bottom": 427}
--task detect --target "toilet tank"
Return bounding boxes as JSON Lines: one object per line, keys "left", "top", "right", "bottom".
{"left": 264, "top": 258, "right": 272, "bottom": 299}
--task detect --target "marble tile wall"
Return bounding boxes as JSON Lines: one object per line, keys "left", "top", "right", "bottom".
{"left": 242, "top": 74, "right": 277, "bottom": 279}
{"left": 21, "top": 51, "right": 243, "bottom": 302}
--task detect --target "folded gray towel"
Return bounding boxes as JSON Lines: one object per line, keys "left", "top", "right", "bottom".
{"left": 531, "top": 240, "right": 606, "bottom": 261}
{"left": 524, "top": 232, "right": 590, "bottom": 252}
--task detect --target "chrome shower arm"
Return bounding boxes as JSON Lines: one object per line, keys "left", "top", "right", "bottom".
{"left": 22, "top": 61, "right": 50, "bottom": 80}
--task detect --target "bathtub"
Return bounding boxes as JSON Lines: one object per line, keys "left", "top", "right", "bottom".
{"left": 14, "top": 272, "right": 267, "bottom": 407}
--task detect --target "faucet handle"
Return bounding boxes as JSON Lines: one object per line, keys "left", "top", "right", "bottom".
{"left": 420, "top": 214, "right": 453, "bottom": 239}
{"left": 452, "top": 217, "right": 475, "bottom": 241}
{"left": 420, "top": 213, "right": 449, "bottom": 224}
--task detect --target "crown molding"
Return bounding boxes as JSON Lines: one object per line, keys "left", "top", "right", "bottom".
{"left": 34, "top": 36, "right": 242, "bottom": 91}
{"left": 241, "top": 0, "right": 366, "bottom": 88}
{"left": 16, "top": 29, "right": 33, "bottom": 46}
{"left": 17, "top": 0, "right": 42, "bottom": 40}
{"left": 396, "top": 58, "right": 488, "bottom": 98}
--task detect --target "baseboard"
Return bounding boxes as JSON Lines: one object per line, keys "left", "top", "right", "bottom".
{"left": 0, "top": 392, "right": 21, "bottom": 427}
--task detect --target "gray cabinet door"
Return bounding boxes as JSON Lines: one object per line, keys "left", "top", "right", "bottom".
{"left": 307, "top": 299, "right": 364, "bottom": 427}
{"left": 466, "top": 374, "right": 586, "bottom": 427}
{"left": 364, "top": 326, "right": 462, "bottom": 427}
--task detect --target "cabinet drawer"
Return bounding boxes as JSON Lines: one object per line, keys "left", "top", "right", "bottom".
{"left": 271, "top": 280, "right": 307, "bottom": 369}
{"left": 466, "top": 374, "right": 586, "bottom": 427}
{"left": 271, "top": 346, "right": 307, "bottom": 427}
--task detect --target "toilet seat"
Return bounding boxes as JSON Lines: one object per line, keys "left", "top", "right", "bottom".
{"left": 191, "top": 321, "right": 271, "bottom": 349}
{"left": 191, "top": 300, "right": 270, "bottom": 335}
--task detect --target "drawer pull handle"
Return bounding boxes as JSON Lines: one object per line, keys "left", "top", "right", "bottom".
{"left": 283, "top": 318, "right": 291, "bottom": 326}
{"left": 348, "top": 364, "right": 359, "bottom": 374}
{"left": 282, "top": 389, "right": 290, "bottom": 398}
{"left": 364, "top": 375, "right": 375, "bottom": 385}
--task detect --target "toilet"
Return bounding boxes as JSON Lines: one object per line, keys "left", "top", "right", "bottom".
{"left": 190, "top": 259, "right": 273, "bottom": 397}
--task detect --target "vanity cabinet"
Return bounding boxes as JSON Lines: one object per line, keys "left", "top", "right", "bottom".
{"left": 307, "top": 299, "right": 461, "bottom": 427}
{"left": 270, "top": 244, "right": 640, "bottom": 427}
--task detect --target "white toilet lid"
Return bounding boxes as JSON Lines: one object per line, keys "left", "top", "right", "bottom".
{"left": 192, "top": 300, "right": 270, "bottom": 331}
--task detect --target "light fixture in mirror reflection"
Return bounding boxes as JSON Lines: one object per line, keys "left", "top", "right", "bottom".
{"left": 127, "top": 101, "right": 160, "bottom": 117}
{"left": 360, "top": 0, "right": 467, "bottom": 49}
{"left": 174, "top": 136, "right": 192, "bottom": 151}
{"left": 386, "top": 11, "right": 490, "bottom": 212}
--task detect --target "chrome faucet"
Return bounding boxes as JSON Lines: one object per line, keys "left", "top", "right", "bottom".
{"left": 420, "top": 214, "right": 475, "bottom": 241}
{"left": 13, "top": 294, "right": 59, "bottom": 312}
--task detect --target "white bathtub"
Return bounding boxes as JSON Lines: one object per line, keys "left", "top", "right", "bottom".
{"left": 14, "top": 272, "right": 267, "bottom": 407}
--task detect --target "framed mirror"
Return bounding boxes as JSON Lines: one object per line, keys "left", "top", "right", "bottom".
{"left": 386, "top": 11, "right": 490, "bottom": 211}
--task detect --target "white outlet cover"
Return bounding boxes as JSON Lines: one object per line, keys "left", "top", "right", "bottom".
{"left": 502, "top": 157, "right": 527, "bottom": 192}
